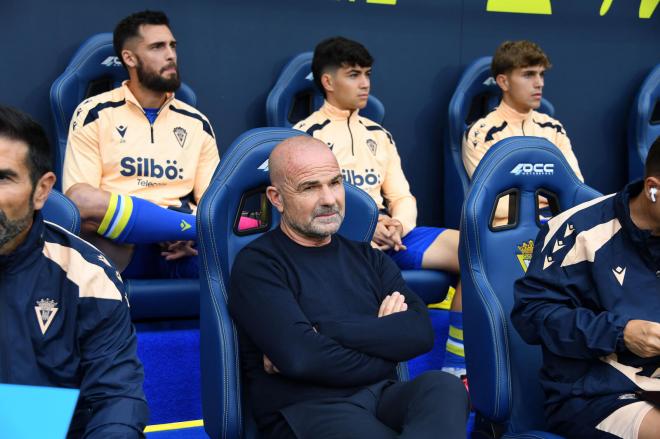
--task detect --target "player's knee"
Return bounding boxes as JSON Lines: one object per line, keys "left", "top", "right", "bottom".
{"left": 65, "top": 183, "right": 108, "bottom": 220}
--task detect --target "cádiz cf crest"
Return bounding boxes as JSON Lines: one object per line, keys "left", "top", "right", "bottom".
{"left": 35, "top": 298, "right": 59, "bottom": 335}
{"left": 516, "top": 240, "right": 534, "bottom": 273}
{"left": 366, "top": 139, "right": 377, "bottom": 156}
{"left": 173, "top": 126, "right": 187, "bottom": 148}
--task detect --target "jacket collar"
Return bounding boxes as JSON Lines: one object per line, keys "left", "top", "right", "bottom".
{"left": 496, "top": 100, "right": 533, "bottom": 125}
{"left": 320, "top": 100, "right": 360, "bottom": 122}
{"left": 0, "top": 211, "right": 45, "bottom": 273}
{"left": 121, "top": 80, "right": 175, "bottom": 112}
{"left": 615, "top": 180, "right": 659, "bottom": 268}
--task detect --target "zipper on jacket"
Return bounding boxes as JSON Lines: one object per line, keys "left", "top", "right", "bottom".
{"left": 521, "top": 120, "right": 526, "bottom": 135}
{"left": 347, "top": 118, "right": 355, "bottom": 156}
{"left": 150, "top": 125, "right": 154, "bottom": 143}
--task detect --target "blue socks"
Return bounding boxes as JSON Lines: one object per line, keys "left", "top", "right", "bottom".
{"left": 97, "top": 194, "right": 196, "bottom": 244}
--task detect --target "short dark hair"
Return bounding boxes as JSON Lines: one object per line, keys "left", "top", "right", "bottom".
{"left": 113, "top": 10, "right": 170, "bottom": 68}
{"left": 645, "top": 136, "right": 660, "bottom": 179}
{"left": 312, "top": 37, "right": 374, "bottom": 98}
{"left": 0, "top": 105, "right": 52, "bottom": 187}
{"left": 491, "top": 40, "right": 552, "bottom": 77}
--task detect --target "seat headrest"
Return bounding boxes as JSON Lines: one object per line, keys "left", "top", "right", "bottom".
{"left": 198, "top": 127, "right": 378, "bottom": 283}
{"left": 266, "top": 52, "right": 385, "bottom": 127}
{"left": 629, "top": 64, "right": 660, "bottom": 180}
{"left": 468, "top": 137, "right": 600, "bottom": 228}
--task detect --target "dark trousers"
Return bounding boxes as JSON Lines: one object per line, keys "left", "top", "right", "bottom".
{"left": 267, "top": 371, "right": 470, "bottom": 439}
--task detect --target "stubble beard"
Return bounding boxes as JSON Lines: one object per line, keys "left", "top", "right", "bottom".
{"left": 285, "top": 205, "right": 344, "bottom": 240}
{"left": 0, "top": 201, "right": 34, "bottom": 252}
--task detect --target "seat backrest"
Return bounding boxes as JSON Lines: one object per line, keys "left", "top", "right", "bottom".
{"left": 266, "top": 52, "right": 385, "bottom": 128}
{"left": 443, "top": 56, "right": 555, "bottom": 228}
{"left": 628, "top": 63, "right": 660, "bottom": 181}
{"left": 49, "top": 32, "right": 197, "bottom": 188}
{"left": 460, "top": 137, "right": 600, "bottom": 433}
{"left": 197, "top": 127, "right": 382, "bottom": 439}
{"left": 42, "top": 189, "right": 81, "bottom": 235}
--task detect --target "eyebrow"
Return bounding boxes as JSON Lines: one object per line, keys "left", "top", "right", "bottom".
{"left": 298, "top": 180, "right": 320, "bottom": 190}
{"left": 297, "top": 174, "right": 342, "bottom": 190}
{"left": 0, "top": 168, "right": 19, "bottom": 179}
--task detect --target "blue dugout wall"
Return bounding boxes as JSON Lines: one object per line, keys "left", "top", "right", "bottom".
{"left": 1, "top": 0, "right": 658, "bottom": 226}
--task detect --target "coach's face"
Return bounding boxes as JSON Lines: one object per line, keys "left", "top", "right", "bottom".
{"left": 0, "top": 137, "right": 51, "bottom": 255}
{"left": 268, "top": 140, "right": 345, "bottom": 246}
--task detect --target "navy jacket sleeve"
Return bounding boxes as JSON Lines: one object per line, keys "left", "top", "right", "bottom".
{"left": 315, "top": 250, "right": 434, "bottom": 362}
{"left": 228, "top": 247, "right": 396, "bottom": 387}
{"left": 77, "top": 279, "right": 149, "bottom": 438}
{"left": 511, "top": 225, "right": 631, "bottom": 360}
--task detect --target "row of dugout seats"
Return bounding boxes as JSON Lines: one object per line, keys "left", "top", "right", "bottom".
{"left": 43, "top": 32, "right": 657, "bottom": 438}
{"left": 44, "top": 131, "right": 600, "bottom": 439}
{"left": 47, "top": 33, "right": 659, "bottom": 319}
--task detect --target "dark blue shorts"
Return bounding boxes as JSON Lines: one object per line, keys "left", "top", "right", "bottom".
{"left": 122, "top": 243, "right": 199, "bottom": 279}
{"left": 386, "top": 226, "right": 446, "bottom": 270}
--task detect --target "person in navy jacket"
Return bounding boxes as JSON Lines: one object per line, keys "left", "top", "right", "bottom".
{"left": 512, "top": 137, "right": 660, "bottom": 439}
{"left": 0, "top": 105, "right": 148, "bottom": 437}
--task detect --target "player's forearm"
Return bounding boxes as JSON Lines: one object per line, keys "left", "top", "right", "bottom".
{"left": 388, "top": 198, "right": 417, "bottom": 236}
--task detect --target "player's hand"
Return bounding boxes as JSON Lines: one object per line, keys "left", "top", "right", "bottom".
{"left": 263, "top": 354, "right": 280, "bottom": 374}
{"left": 372, "top": 215, "right": 407, "bottom": 251}
{"left": 382, "top": 217, "right": 405, "bottom": 251}
{"left": 378, "top": 291, "right": 408, "bottom": 317}
{"left": 623, "top": 320, "right": 660, "bottom": 358}
{"left": 160, "top": 240, "right": 198, "bottom": 261}
{"left": 372, "top": 220, "right": 394, "bottom": 251}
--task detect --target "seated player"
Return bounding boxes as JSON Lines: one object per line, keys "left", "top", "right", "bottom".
{"left": 511, "top": 137, "right": 660, "bottom": 438}
{"left": 63, "top": 10, "right": 220, "bottom": 278}
{"left": 0, "top": 105, "right": 148, "bottom": 437}
{"left": 294, "top": 37, "right": 466, "bottom": 377}
{"left": 229, "top": 136, "right": 469, "bottom": 439}
{"left": 462, "top": 40, "right": 583, "bottom": 180}
{"left": 463, "top": 40, "right": 584, "bottom": 224}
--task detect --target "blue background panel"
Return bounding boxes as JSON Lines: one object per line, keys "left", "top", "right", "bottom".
{"left": 0, "top": 0, "right": 657, "bottom": 226}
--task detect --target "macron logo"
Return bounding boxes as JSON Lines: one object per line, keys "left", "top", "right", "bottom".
{"left": 180, "top": 220, "right": 192, "bottom": 232}
{"left": 258, "top": 159, "right": 269, "bottom": 172}
{"left": 510, "top": 163, "right": 554, "bottom": 176}
{"left": 101, "top": 56, "right": 122, "bottom": 67}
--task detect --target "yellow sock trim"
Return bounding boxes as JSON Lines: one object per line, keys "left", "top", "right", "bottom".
{"left": 108, "top": 196, "right": 134, "bottom": 240}
{"left": 449, "top": 325, "right": 464, "bottom": 341}
{"left": 144, "top": 419, "right": 204, "bottom": 433}
{"left": 97, "top": 193, "right": 118, "bottom": 235}
{"left": 428, "top": 286, "right": 455, "bottom": 310}
{"left": 446, "top": 339, "right": 465, "bottom": 357}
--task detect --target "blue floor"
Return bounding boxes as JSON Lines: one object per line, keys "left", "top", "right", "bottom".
{"left": 137, "top": 309, "right": 471, "bottom": 438}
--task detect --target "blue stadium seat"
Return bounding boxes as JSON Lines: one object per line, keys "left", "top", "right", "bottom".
{"left": 628, "top": 63, "right": 659, "bottom": 181}
{"left": 460, "top": 137, "right": 601, "bottom": 438}
{"left": 267, "top": 51, "right": 453, "bottom": 304}
{"left": 49, "top": 32, "right": 199, "bottom": 320}
{"left": 42, "top": 189, "right": 81, "bottom": 235}
{"left": 197, "top": 127, "right": 410, "bottom": 439}
{"left": 266, "top": 51, "right": 385, "bottom": 127}
{"left": 444, "top": 56, "right": 555, "bottom": 228}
